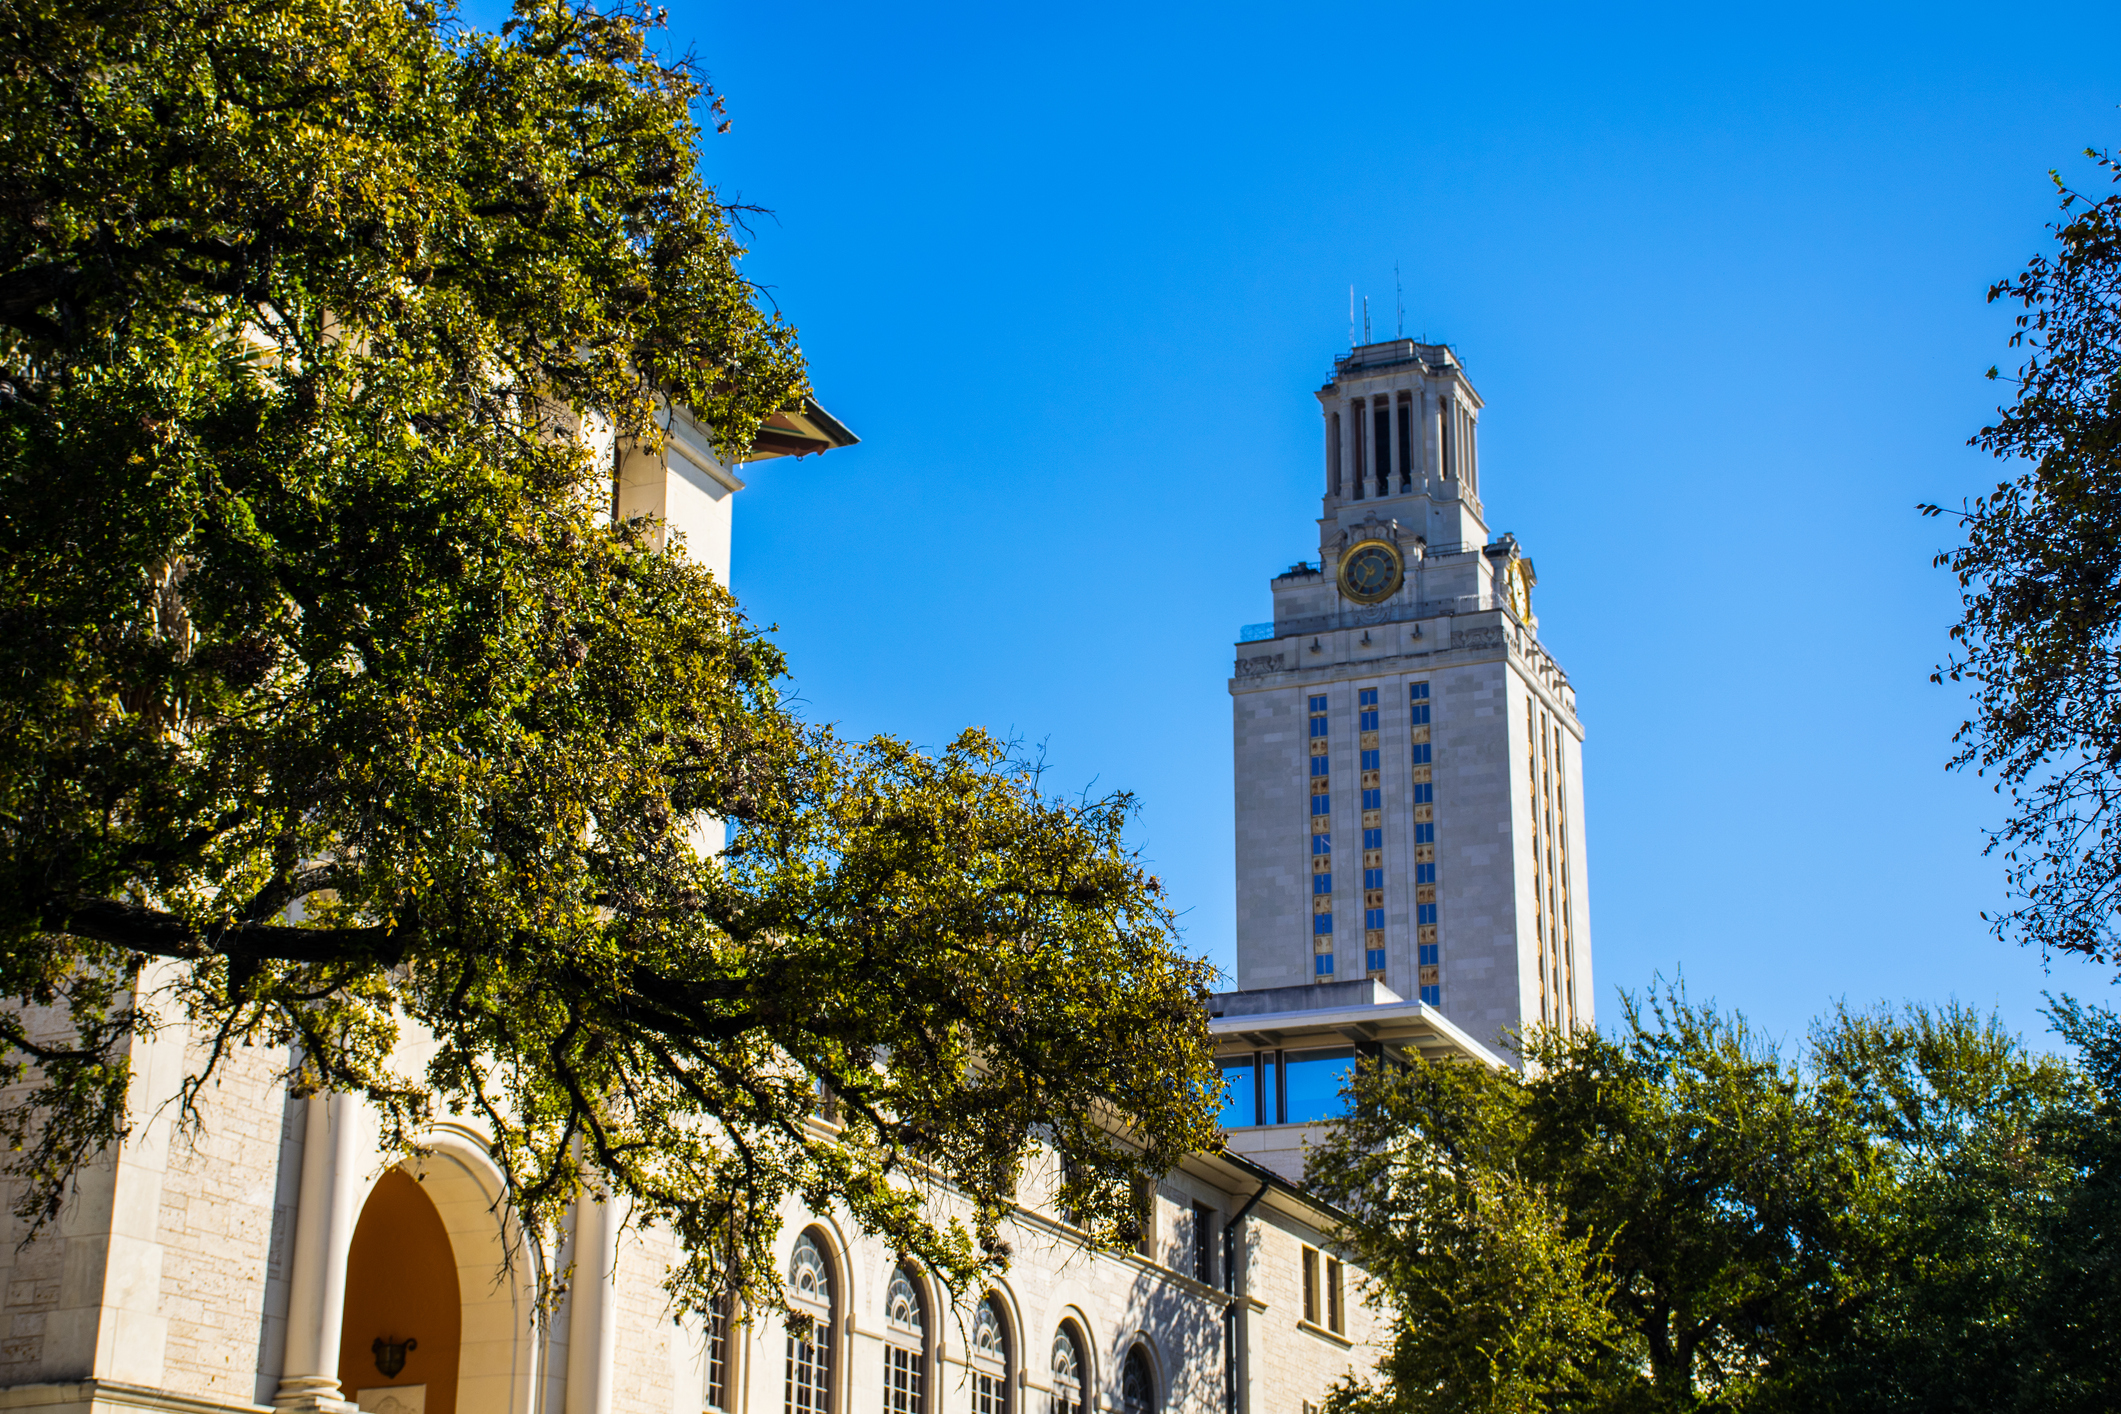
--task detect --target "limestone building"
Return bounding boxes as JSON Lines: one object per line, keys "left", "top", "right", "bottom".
{"left": 1227, "top": 340, "right": 1593, "bottom": 1053}
{"left": 0, "top": 379, "right": 1509, "bottom": 1414}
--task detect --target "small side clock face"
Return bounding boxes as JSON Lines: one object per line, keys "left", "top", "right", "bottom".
{"left": 1338, "top": 540, "right": 1404, "bottom": 604}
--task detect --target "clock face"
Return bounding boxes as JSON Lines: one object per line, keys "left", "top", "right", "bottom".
{"left": 1337, "top": 540, "right": 1404, "bottom": 604}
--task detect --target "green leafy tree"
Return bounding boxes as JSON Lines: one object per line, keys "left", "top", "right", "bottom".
{"left": 1924, "top": 147, "right": 2121, "bottom": 964}
{"left": 0, "top": 0, "right": 1220, "bottom": 1318}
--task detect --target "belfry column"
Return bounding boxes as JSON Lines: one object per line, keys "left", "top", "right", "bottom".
{"left": 275, "top": 1092, "right": 365, "bottom": 1411}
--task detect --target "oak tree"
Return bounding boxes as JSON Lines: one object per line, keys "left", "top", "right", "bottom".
{"left": 0, "top": 0, "right": 1220, "bottom": 1317}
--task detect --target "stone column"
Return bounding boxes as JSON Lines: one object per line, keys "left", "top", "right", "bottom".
{"left": 563, "top": 1183, "right": 622, "bottom": 1414}
{"left": 276, "top": 1092, "right": 364, "bottom": 1412}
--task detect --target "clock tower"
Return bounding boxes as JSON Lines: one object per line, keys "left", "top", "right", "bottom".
{"left": 1227, "top": 339, "right": 1592, "bottom": 1054}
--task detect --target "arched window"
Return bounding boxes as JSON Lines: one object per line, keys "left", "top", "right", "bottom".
{"left": 971, "top": 1297, "right": 1009, "bottom": 1414}
{"left": 883, "top": 1265, "right": 925, "bottom": 1414}
{"left": 785, "top": 1231, "right": 835, "bottom": 1414}
{"left": 1121, "top": 1348, "right": 1155, "bottom": 1414}
{"left": 1050, "top": 1324, "right": 1085, "bottom": 1414}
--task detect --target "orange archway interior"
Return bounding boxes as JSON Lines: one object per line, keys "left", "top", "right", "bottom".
{"left": 338, "top": 1168, "right": 462, "bottom": 1414}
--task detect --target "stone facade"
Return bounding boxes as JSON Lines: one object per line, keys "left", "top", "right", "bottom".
{"left": 1229, "top": 340, "right": 1594, "bottom": 1053}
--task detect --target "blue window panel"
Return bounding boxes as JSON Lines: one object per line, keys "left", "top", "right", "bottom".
{"left": 1420, "top": 985, "right": 1440, "bottom": 1005}
{"left": 1417, "top": 903, "right": 1438, "bottom": 925}
{"left": 1312, "top": 833, "right": 1332, "bottom": 855}
{"left": 1413, "top": 783, "right": 1434, "bottom": 804}
{"left": 1310, "top": 717, "right": 1329, "bottom": 738}
{"left": 1366, "top": 948, "right": 1387, "bottom": 972}
{"left": 1312, "top": 795, "right": 1331, "bottom": 816}
{"left": 1416, "top": 863, "right": 1436, "bottom": 884}
{"left": 1362, "top": 788, "right": 1382, "bottom": 810}
{"left": 1414, "top": 823, "right": 1435, "bottom": 844}
{"left": 1309, "top": 695, "right": 1329, "bottom": 712}
{"left": 1358, "top": 688, "right": 1378, "bottom": 707}
{"left": 1360, "top": 748, "right": 1380, "bottom": 770}
{"left": 1363, "top": 828, "right": 1384, "bottom": 850}
{"left": 1409, "top": 682, "right": 1430, "bottom": 701}
{"left": 1419, "top": 944, "right": 1439, "bottom": 965}
{"left": 1219, "top": 1057, "right": 1259, "bottom": 1129}
{"left": 1359, "top": 711, "right": 1379, "bottom": 732}
{"left": 1364, "top": 868, "right": 1383, "bottom": 889}
{"left": 1310, "top": 756, "right": 1330, "bottom": 777}
{"left": 1410, "top": 704, "right": 1430, "bottom": 725}
{"left": 1315, "top": 953, "right": 1335, "bottom": 977}
{"left": 1410, "top": 744, "right": 1432, "bottom": 765}
{"left": 1313, "top": 873, "right": 1333, "bottom": 894}
{"left": 1314, "top": 913, "right": 1334, "bottom": 934}
{"left": 1283, "top": 1046, "right": 1356, "bottom": 1122}
{"left": 1365, "top": 908, "right": 1385, "bottom": 930}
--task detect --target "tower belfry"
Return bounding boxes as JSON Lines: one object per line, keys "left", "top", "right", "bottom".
{"left": 1227, "top": 339, "right": 1592, "bottom": 1053}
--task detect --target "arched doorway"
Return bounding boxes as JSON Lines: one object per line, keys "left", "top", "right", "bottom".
{"left": 337, "top": 1168, "right": 463, "bottom": 1414}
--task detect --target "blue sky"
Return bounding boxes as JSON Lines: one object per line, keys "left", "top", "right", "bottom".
{"left": 648, "top": 0, "right": 2121, "bottom": 1051}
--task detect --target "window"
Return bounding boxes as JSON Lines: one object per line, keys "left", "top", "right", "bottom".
{"left": 785, "top": 1231, "right": 834, "bottom": 1414}
{"left": 1327, "top": 412, "right": 1342, "bottom": 497}
{"left": 1313, "top": 913, "right": 1333, "bottom": 936}
{"left": 1121, "top": 1348, "right": 1156, "bottom": 1414}
{"left": 1421, "top": 985, "right": 1440, "bottom": 1005}
{"left": 1363, "top": 868, "right": 1383, "bottom": 890}
{"left": 1051, "top": 1326, "right": 1086, "bottom": 1414}
{"left": 1302, "top": 1246, "right": 1320, "bottom": 1323}
{"left": 971, "top": 1298, "right": 1010, "bottom": 1414}
{"left": 1312, "top": 872, "right": 1332, "bottom": 894}
{"left": 1309, "top": 694, "right": 1328, "bottom": 713}
{"left": 1363, "top": 828, "right": 1383, "bottom": 850}
{"left": 1361, "top": 788, "right": 1381, "bottom": 810}
{"left": 705, "top": 1293, "right": 732, "bottom": 1412}
{"left": 1365, "top": 947, "right": 1386, "bottom": 973}
{"left": 1314, "top": 953, "right": 1334, "bottom": 976}
{"left": 1409, "top": 682, "right": 1429, "bottom": 702}
{"left": 1417, "top": 904, "right": 1438, "bottom": 925}
{"left": 1359, "top": 748, "right": 1379, "bottom": 771}
{"left": 1219, "top": 1054, "right": 1259, "bottom": 1128}
{"left": 1350, "top": 397, "right": 1366, "bottom": 499}
{"left": 1326, "top": 1257, "right": 1345, "bottom": 1334}
{"left": 1412, "top": 784, "right": 1433, "bottom": 804}
{"left": 1310, "top": 755, "right": 1329, "bottom": 777}
{"left": 1311, "top": 833, "right": 1331, "bottom": 856}
{"left": 1364, "top": 908, "right": 1385, "bottom": 930}
{"left": 1130, "top": 1178, "right": 1156, "bottom": 1258}
{"left": 1192, "top": 1202, "right": 1214, "bottom": 1284}
{"left": 1358, "top": 709, "right": 1378, "bottom": 732}
{"left": 1311, "top": 793, "right": 1330, "bottom": 816}
{"left": 1418, "top": 944, "right": 1439, "bottom": 965}
{"left": 1415, "top": 863, "right": 1435, "bottom": 884}
{"left": 883, "top": 1267, "right": 925, "bottom": 1414}
{"left": 1372, "top": 401, "right": 1391, "bottom": 497}
{"left": 1414, "top": 823, "right": 1435, "bottom": 844}
{"left": 1283, "top": 1047, "right": 1356, "bottom": 1123}
{"left": 1358, "top": 687, "right": 1378, "bottom": 707}
{"left": 1410, "top": 742, "right": 1431, "bottom": 765}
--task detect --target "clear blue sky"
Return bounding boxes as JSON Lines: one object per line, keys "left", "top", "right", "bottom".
{"left": 649, "top": 0, "right": 2121, "bottom": 1051}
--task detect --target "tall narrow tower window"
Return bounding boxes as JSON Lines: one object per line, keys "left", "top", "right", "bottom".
{"left": 1440, "top": 400, "right": 1456, "bottom": 481}
{"left": 1309, "top": 694, "right": 1333, "bottom": 979}
{"left": 1396, "top": 391, "right": 1414, "bottom": 489}
{"left": 1327, "top": 412, "right": 1342, "bottom": 497}
{"left": 1349, "top": 399, "right": 1366, "bottom": 499}
{"left": 1372, "top": 401, "right": 1391, "bottom": 497}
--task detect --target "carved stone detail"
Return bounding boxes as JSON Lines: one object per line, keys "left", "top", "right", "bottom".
{"left": 1235, "top": 654, "right": 1285, "bottom": 677}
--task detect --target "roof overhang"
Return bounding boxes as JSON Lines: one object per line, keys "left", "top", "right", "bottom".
{"left": 746, "top": 396, "right": 860, "bottom": 461}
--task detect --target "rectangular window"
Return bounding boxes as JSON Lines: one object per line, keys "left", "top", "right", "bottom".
{"left": 1314, "top": 913, "right": 1333, "bottom": 934}
{"left": 1327, "top": 1257, "right": 1345, "bottom": 1334}
{"left": 705, "top": 1293, "right": 730, "bottom": 1412}
{"left": 1358, "top": 687, "right": 1377, "bottom": 706}
{"left": 1409, "top": 682, "right": 1429, "bottom": 701}
{"left": 1311, "top": 794, "right": 1331, "bottom": 816}
{"left": 1361, "top": 788, "right": 1382, "bottom": 810}
{"left": 1420, "top": 984, "right": 1440, "bottom": 1005}
{"left": 1373, "top": 403, "right": 1391, "bottom": 496}
{"left": 1360, "top": 748, "right": 1380, "bottom": 770}
{"left": 1313, "top": 873, "right": 1333, "bottom": 894}
{"left": 1410, "top": 743, "right": 1432, "bottom": 765}
{"left": 1363, "top": 868, "right": 1383, "bottom": 889}
{"left": 1415, "top": 863, "right": 1436, "bottom": 884}
{"left": 1359, "top": 710, "right": 1379, "bottom": 732}
{"left": 1409, "top": 703, "right": 1430, "bottom": 725}
{"left": 1412, "top": 784, "right": 1434, "bottom": 804}
{"left": 1284, "top": 1047, "right": 1357, "bottom": 1122}
{"left": 1302, "top": 1247, "right": 1320, "bottom": 1324}
{"left": 1309, "top": 716, "right": 1328, "bottom": 739}
{"left": 1417, "top": 904, "right": 1438, "bottom": 925}
{"left": 1414, "top": 823, "right": 1435, "bottom": 844}
{"left": 1219, "top": 1054, "right": 1259, "bottom": 1128}
{"left": 1365, "top": 908, "right": 1385, "bottom": 930}
{"left": 1363, "top": 828, "right": 1384, "bottom": 850}
{"left": 1309, "top": 695, "right": 1329, "bottom": 713}
{"left": 1312, "top": 833, "right": 1332, "bottom": 855}
{"left": 1397, "top": 392, "right": 1413, "bottom": 489}
{"left": 1310, "top": 756, "right": 1330, "bottom": 777}
{"left": 1418, "top": 944, "right": 1439, "bottom": 965}
{"left": 1366, "top": 947, "right": 1386, "bottom": 972}
{"left": 1193, "top": 1203, "right": 1215, "bottom": 1284}
{"left": 1315, "top": 952, "right": 1334, "bottom": 976}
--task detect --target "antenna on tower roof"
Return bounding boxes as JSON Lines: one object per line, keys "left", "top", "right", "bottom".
{"left": 1395, "top": 263, "right": 1405, "bottom": 338}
